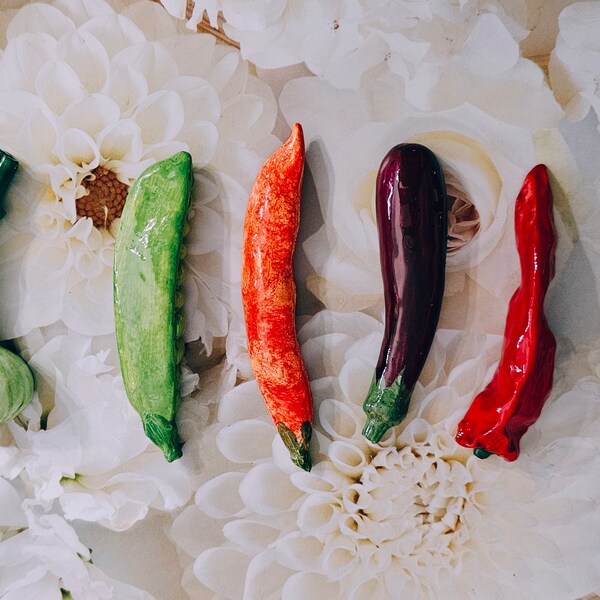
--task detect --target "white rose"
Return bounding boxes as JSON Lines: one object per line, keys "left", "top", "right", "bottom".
{"left": 280, "top": 76, "right": 575, "bottom": 334}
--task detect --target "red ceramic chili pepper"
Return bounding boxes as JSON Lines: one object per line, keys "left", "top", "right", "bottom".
{"left": 241, "top": 123, "right": 313, "bottom": 471}
{"left": 455, "top": 164, "right": 557, "bottom": 461}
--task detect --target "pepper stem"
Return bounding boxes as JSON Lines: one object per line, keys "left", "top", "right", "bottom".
{"left": 474, "top": 447, "right": 493, "bottom": 459}
{"left": 142, "top": 413, "right": 183, "bottom": 462}
{"left": 362, "top": 372, "right": 411, "bottom": 444}
{"left": 277, "top": 421, "right": 312, "bottom": 471}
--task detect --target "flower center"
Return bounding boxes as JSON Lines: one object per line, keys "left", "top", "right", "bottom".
{"left": 77, "top": 167, "right": 128, "bottom": 228}
{"left": 445, "top": 171, "right": 480, "bottom": 254}
{"left": 316, "top": 439, "right": 472, "bottom": 574}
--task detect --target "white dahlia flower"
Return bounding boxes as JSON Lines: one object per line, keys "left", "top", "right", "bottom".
{"left": 160, "top": 0, "right": 561, "bottom": 128}
{"left": 170, "top": 309, "right": 600, "bottom": 600}
{"left": 0, "top": 0, "right": 278, "bottom": 358}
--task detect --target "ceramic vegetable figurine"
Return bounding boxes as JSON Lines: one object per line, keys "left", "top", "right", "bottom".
{"left": 0, "top": 150, "right": 18, "bottom": 217}
{"left": 0, "top": 150, "right": 34, "bottom": 424}
{"left": 362, "top": 144, "right": 447, "bottom": 444}
{"left": 241, "top": 123, "right": 313, "bottom": 471}
{"left": 0, "top": 346, "right": 34, "bottom": 424}
{"left": 114, "top": 151, "right": 193, "bottom": 462}
{"left": 455, "top": 164, "right": 557, "bottom": 461}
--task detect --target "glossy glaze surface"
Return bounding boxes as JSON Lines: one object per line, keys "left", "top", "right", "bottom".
{"left": 241, "top": 123, "right": 313, "bottom": 471}
{"left": 0, "top": 150, "right": 18, "bottom": 217}
{"left": 363, "top": 144, "right": 447, "bottom": 443}
{"left": 455, "top": 164, "right": 557, "bottom": 461}
{"left": 114, "top": 151, "right": 193, "bottom": 462}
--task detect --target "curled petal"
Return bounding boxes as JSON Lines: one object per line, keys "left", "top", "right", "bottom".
{"left": 328, "top": 441, "right": 368, "bottom": 478}
{"left": 296, "top": 493, "right": 340, "bottom": 535}
{"left": 56, "top": 128, "right": 101, "bottom": 172}
{"left": 321, "top": 536, "right": 359, "bottom": 580}
{"left": 319, "top": 398, "right": 363, "bottom": 441}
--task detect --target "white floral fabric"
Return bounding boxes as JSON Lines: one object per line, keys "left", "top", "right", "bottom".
{"left": 0, "top": 1, "right": 599, "bottom": 599}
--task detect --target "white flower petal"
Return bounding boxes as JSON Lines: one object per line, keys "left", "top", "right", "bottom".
{"left": 1, "top": 34, "right": 57, "bottom": 93}
{"left": 6, "top": 3, "right": 75, "bottom": 41}
{"left": 60, "top": 94, "right": 120, "bottom": 138}
{"left": 113, "top": 41, "right": 179, "bottom": 92}
{"left": 195, "top": 471, "right": 247, "bottom": 519}
{"left": 134, "top": 90, "right": 185, "bottom": 144}
{"left": 165, "top": 75, "right": 220, "bottom": 122}
{"left": 216, "top": 419, "right": 274, "bottom": 464}
{"left": 243, "top": 549, "right": 295, "bottom": 600}
{"left": 177, "top": 120, "right": 219, "bottom": 166}
{"left": 222, "top": 519, "right": 280, "bottom": 554}
{"left": 296, "top": 493, "right": 340, "bottom": 535}
{"left": 239, "top": 463, "right": 303, "bottom": 516}
{"left": 56, "top": 128, "right": 100, "bottom": 172}
{"left": 159, "top": 33, "right": 216, "bottom": 78}
{"left": 97, "top": 119, "right": 143, "bottom": 163}
{"left": 328, "top": 441, "right": 368, "bottom": 478}
{"left": 80, "top": 14, "right": 145, "bottom": 58}
{"left": 34, "top": 59, "right": 83, "bottom": 115}
{"left": 0, "top": 477, "right": 26, "bottom": 528}
{"left": 171, "top": 504, "right": 226, "bottom": 558}
{"left": 217, "top": 380, "right": 266, "bottom": 424}
{"left": 281, "top": 572, "right": 340, "bottom": 600}
{"left": 120, "top": 1, "right": 178, "bottom": 41}
{"left": 104, "top": 65, "right": 148, "bottom": 115}
{"left": 193, "top": 547, "right": 251, "bottom": 600}
{"left": 56, "top": 30, "right": 109, "bottom": 93}
{"left": 319, "top": 398, "right": 363, "bottom": 441}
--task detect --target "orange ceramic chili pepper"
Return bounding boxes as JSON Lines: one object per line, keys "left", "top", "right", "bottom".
{"left": 455, "top": 164, "right": 557, "bottom": 461}
{"left": 241, "top": 123, "right": 313, "bottom": 471}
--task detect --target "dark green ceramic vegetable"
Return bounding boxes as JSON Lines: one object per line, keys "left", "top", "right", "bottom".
{"left": 114, "top": 152, "right": 193, "bottom": 462}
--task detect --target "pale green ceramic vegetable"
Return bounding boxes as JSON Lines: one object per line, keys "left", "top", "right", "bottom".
{"left": 0, "top": 345, "right": 34, "bottom": 424}
{"left": 0, "top": 150, "right": 33, "bottom": 424}
{"left": 114, "top": 151, "right": 193, "bottom": 462}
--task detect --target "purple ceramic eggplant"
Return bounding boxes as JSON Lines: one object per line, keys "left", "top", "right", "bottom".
{"left": 362, "top": 144, "right": 447, "bottom": 443}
